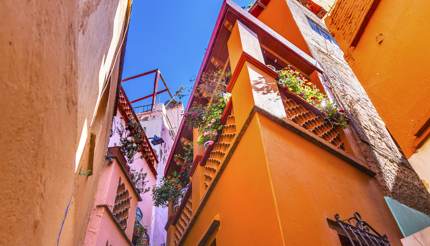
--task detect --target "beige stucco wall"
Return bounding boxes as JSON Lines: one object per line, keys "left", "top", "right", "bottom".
{"left": 410, "top": 138, "right": 430, "bottom": 192}
{"left": 401, "top": 226, "right": 430, "bottom": 246}
{"left": 0, "top": 0, "right": 130, "bottom": 245}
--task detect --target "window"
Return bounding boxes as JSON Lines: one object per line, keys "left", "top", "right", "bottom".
{"left": 198, "top": 219, "right": 220, "bottom": 246}
{"left": 307, "top": 17, "right": 337, "bottom": 45}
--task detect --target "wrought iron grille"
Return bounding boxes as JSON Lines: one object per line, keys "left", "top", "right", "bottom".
{"left": 333, "top": 212, "right": 390, "bottom": 246}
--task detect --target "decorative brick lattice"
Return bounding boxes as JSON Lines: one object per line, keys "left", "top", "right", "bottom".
{"left": 202, "top": 113, "right": 237, "bottom": 191}
{"left": 280, "top": 88, "right": 345, "bottom": 150}
{"left": 173, "top": 194, "right": 193, "bottom": 245}
{"left": 112, "top": 178, "right": 131, "bottom": 230}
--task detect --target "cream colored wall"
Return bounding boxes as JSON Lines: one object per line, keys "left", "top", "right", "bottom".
{"left": 313, "top": 0, "right": 336, "bottom": 12}
{"left": 410, "top": 138, "right": 430, "bottom": 192}
{"left": 0, "top": 0, "right": 130, "bottom": 245}
{"left": 0, "top": 1, "right": 78, "bottom": 245}
{"left": 401, "top": 226, "right": 430, "bottom": 246}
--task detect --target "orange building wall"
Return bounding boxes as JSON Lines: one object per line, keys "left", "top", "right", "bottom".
{"left": 258, "top": 113, "right": 402, "bottom": 245}
{"left": 183, "top": 116, "right": 285, "bottom": 245}
{"left": 257, "top": 0, "right": 312, "bottom": 56}
{"left": 172, "top": 1, "right": 410, "bottom": 244}
{"left": 184, "top": 59, "right": 402, "bottom": 244}
{"left": 182, "top": 111, "right": 402, "bottom": 245}
{"left": 326, "top": 0, "right": 430, "bottom": 157}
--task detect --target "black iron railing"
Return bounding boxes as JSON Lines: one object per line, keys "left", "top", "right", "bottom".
{"left": 332, "top": 212, "right": 390, "bottom": 246}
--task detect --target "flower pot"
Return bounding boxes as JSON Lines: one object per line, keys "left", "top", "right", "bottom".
{"left": 204, "top": 140, "right": 214, "bottom": 150}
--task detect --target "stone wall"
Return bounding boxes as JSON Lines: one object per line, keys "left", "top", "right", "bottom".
{"left": 287, "top": 0, "right": 430, "bottom": 214}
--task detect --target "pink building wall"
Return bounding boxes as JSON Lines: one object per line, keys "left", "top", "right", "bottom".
{"left": 83, "top": 151, "right": 139, "bottom": 245}
{"left": 109, "top": 110, "right": 157, "bottom": 238}
{"left": 90, "top": 104, "right": 182, "bottom": 246}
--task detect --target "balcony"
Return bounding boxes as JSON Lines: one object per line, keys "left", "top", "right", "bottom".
{"left": 169, "top": 185, "right": 193, "bottom": 245}
{"left": 83, "top": 147, "right": 141, "bottom": 246}
{"left": 164, "top": 1, "right": 374, "bottom": 244}
{"left": 279, "top": 78, "right": 346, "bottom": 150}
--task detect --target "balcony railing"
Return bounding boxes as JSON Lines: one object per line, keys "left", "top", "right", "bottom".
{"left": 200, "top": 100, "right": 236, "bottom": 191}
{"left": 328, "top": 212, "right": 391, "bottom": 246}
{"left": 168, "top": 101, "right": 235, "bottom": 245}
{"left": 83, "top": 147, "right": 142, "bottom": 245}
{"left": 170, "top": 185, "right": 193, "bottom": 245}
{"left": 134, "top": 104, "right": 153, "bottom": 114}
{"left": 279, "top": 86, "right": 346, "bottom": 150}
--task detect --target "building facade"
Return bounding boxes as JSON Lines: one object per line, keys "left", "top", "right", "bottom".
{"left": 138, "top": 103, "right": 184, "bottom": 246}
{"left": 326, "top": 0, "right": 430, "bottom": 192}
{"left": 0, "top": 0, "right": 135, "bottom": 245}
{"left": 162, "top": 0, "right": 430, "bottom": 245}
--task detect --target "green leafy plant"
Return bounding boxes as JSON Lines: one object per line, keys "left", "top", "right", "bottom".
{"left": 277, "top": 67, "right": 348, "bottom": 128}
{"left": 153, "top": 142, "right": 193, "bottom": 207}
{"left": 173, "top": 140, "right": 193, "bottom": 165}
{"left": 165, "top": 85, "right": 188, "bottom": 108}
{"left": 184, "top": 70, "right": 231, "bottom": 144}
{"left": 320, "top": 100, "right": 348, "bottom": 128}
{"left": 197, "top": 94, "right": 230, "bottom": 145}
{"left": 117, "top": 119, "right": 146, "bottom": 162}
{"left": 152, "top": 173, "right": 184, "bottom": 207}
{"left": 278, "top": 68, "right": 325, "bottom": 105}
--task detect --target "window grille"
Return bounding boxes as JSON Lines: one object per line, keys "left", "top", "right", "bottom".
{"left": 331, "top": 212, "right": 391, "bottom": 246}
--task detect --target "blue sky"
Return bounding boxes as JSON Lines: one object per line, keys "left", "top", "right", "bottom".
{"left": 122, "top": 0, "right": 252, "bottom": 108}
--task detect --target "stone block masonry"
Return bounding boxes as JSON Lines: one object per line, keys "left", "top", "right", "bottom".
{"left": 287, "top": 0, "right": 430, "bottom": 214}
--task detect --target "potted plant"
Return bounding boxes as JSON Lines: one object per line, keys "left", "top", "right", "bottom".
{"left": 277, "top": 66, "right": 348, "bottom": 128}
{"left": 152, "top": 142, "right": 193, "bottom": 207}
{"left": 152, "top": 171, "right": 187, "bottom": 208}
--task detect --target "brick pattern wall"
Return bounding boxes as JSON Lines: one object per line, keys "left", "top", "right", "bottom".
{"left": 288, "top": 0, "right": 430, "bottom": 214}
{"left": 325, "top": 0, "right": 376, "bottom": 50}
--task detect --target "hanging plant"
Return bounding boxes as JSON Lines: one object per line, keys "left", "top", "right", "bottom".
{"left": 197, "top": 93, "right": 231, "bottom": 145}
{"left": 277, "top": 67, "right": 348, "bottom": 128}
{"left": 319, "top": 99, "right": 348, "bottom": 129}
{"left": 185, "top": 70, "right": 229, "bottom": 130}
{"left": 130, "top": 168, "right": 150, "bottom": 195}
{"left": 152, "top": 173, "right": 184, "bottom": 208}
{"left": 116, "top": 119, "right": 146, "bottom": 163}
{"left": 152, "top": 142, "right": 193, "bottom": 207}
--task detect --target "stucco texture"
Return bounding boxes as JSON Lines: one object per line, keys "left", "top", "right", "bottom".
{"left": 326, "top": 0, "right": 430, "bottom": 158}
{"left": 0, "top": 0, "right": 130, "bottom": 245}
{"left": 182, "top": 112, "right": 402, "bottom": 245}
